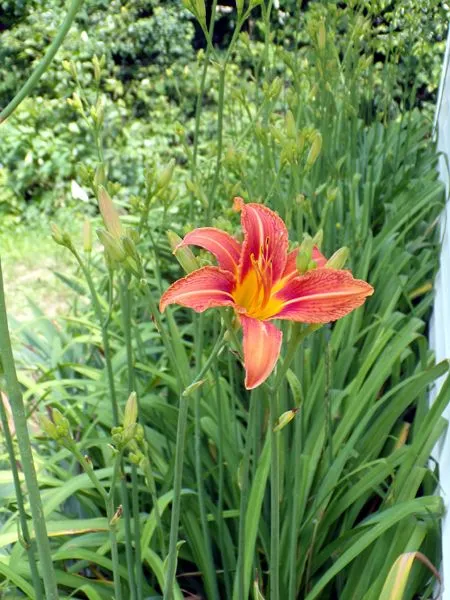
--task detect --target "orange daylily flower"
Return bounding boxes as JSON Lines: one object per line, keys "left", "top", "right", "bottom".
{"left": 160, "top": 197, "right": 374, "bottom": 389}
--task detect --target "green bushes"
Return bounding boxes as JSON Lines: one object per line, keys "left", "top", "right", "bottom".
{"left": 0, "top": 0, "right": 447, "bottom": 220}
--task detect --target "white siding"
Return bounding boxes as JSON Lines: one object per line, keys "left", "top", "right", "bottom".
{"left": 430, "top": 25, "right": 450, "bottom": 598}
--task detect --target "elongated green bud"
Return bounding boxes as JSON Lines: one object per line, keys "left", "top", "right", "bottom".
{"left": 296, "top": 250, "right": 310, "bottom": 274}
{"left": 286, "top": 110, "right": 297, "bottom": 139}
{"left": 83, "top": 219, "right": 92, "bottom": 253}
{"left": 98, "top": 186, "right": 123, "bottom": 239}
{"left": 313, "top": 229, "right": 323, "bottom": 248}
{"left": 40, "top": 408, "right": 74, "bottom": 449}
{"left": 51, "top": 223, "right": 73, "bottom": 249}
{"left": 318, "top": 21, "right": 326, "bottom": 50}
{"left": 39, "top": 414, "right": 58, "bottom": 440}
{"left": 273, "top": 409, "right": 298, "bottom": 432}
{"left": 97, "top": 229, "right": 126, "bottom": 263}
{"left": 325, "top": 247, "right": 349, "bottom": 269}
{"left": 92, "top": 55, "right": 103, "bottom": 83}
{"left": 110, "top": 505, "right": 123, "bottom": 527}
{"left": 123, "top": 392, "right": 138, "bottom": 430}
{"left": 306, "top": 131, "right": 322, "bottom": 167}
{"left": 94, "top": 163, "right": 106, "bottom": 189}
{"left": 62, "top": 60, "right": 77, "bottom": 79}
{"left": 167, "top": 231, "right": 199, "bottom": 274}
{"left": 156, "top": 159, "right": 175, "bottom": 193}
{"left": 182, "top": 379, "right": 205, "bottom": 397}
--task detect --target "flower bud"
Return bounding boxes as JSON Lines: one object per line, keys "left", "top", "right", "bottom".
{"left": 167, "top": 231, "right": 199, "bottom": 274}
{"left": 129, "top": 451, "right": 142, "bottom": 465}
{"left": 121, "top": 235, "right": 139, "bottom": 264}
{"left": 94, "top": 164, "right": 106, "bottom": 189}
{"left": 68, "top": 92, "right": 84, "bottom": 113}
{"left": 51, "top": 223, "right": 73, "bottom": 249}
{"left": 270, "top": 126, "right": 284, "bottom": 144}
{"left": 253, "top": 577, "right": 265, "bottom": 600}
{"left": 306, "top": 131, "right": 322, "bottom": 168}
{"left": 182, "top": 379, "right": 205, "bottom": 397}
{"left": 318, "top": 21, "right": 326, "bottom": 50}
{"left": 83, "top": 219, "right": 92, "bottom": 253}
{"left": 40, "top": 408, "right": 74, "bottom": 449}
{"left": 296, "top": 250, "right": 310, "bottom": 274}
{"left": 269, "top": 77, "right": 282, "bottom": 100}
{"left": 125, "top": 226, "right": 139, "bottom": 244}
{"left": 123, "top": 392, "right": 138, "bottom": 430}
{"left": 325, "top": 247, "right": 349, "bottom": 270}
{"left": 327, "top": 187, "right": 338, "bottom": 203}
{"left": 39, "top": 414, "right": 58, "bottom": 440}
{"left": 285, "top": 110, "right": 297, "bottom": 139}
{"left": 313, "top": 229, "right": 323, "bottom": 248}
{"left": 51, "top": 223, "right": 64, "bottom": 245}
{"left": 156, "top": 159, "right": 175, "bottom": 193}
{"left": 97, "top": 229, "right": 126, "bottom": 263}
{"left": 92, "top": 55, "right": 102, "bottom": 83}
{"left": 93, "top": 96, "right": 105, "bottom": 126}
{"left": 62, "top": 60, "right": 77, "bottom": 79}
{"left": 110, "top": 505, "right": 123, "bottom": 527}
{"left": 135, "top": 423, "right": 145, "bottom": 443}
{"left": 273, "top": 409, "right": 298, "bottom": 432}
{"left": 98, "top": 186, "right": 123, "bottom": 239}
{"left": 52, "top": 408, "right": 69, "bottom": 434}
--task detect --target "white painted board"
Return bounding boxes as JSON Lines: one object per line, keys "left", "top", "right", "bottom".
{"left": 430, "top": 25, "right": 450, "bottom": 599}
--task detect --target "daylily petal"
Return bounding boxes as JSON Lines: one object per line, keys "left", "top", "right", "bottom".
{"left": 177, "top": 227, "right": 241, "bottom": 273}
{"left": 234, "top": 197, "right": 289, "bottom": 284}
{"left": 282, "top": 246, "right": 327, "bottom": 279}
{"left": 160, "top": 266, "right": 236, "bottom": 313}
{"left": 240, "top": 315, "right": 283, "bottom": 389}
{"left": 312, "top": 246, "right": 328, "bottom": 268}
{"left": 273, "top": 268, "right": 374, "bottom": 322}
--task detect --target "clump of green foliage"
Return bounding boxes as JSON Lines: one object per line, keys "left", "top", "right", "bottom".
{"left": 0, "top": 0, "right": 447, "bottom": 221}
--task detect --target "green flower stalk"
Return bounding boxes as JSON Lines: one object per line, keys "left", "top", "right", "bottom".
{"left": 0, "top": 259, "right": 59, "bottom": 600}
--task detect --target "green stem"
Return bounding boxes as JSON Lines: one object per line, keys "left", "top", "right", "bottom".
{"left": 0, "top": 0, "right": 84, "bottom": 124}
{"left": 119, "top": 277, "right": 143, "bottom": 599}
{"left": 194, "top": 315, "right": 220, "bottom": 600}
{"left": 142, "top": 458, "right": 166, "bottom": 555}
{"left": 234, "top": 391, "right": 258, "bottom": 600}
{"left": 107, "top": 455, "right": 125, "bottom": 600}
{"left": 163, "top": 394, "right": 189, "bottom": 600}
{"left": 0, "top": 390, "right": 43, "bottom": 600}
{"left": 273, "top": 324, "right": 321, "bottom": 391}
{"left": 0, "top": 259, "right": 59, "bottom": 599}
{"left": 192, "top": 0, "right": 217, "bottom": 175}
{"left": 207, "top": 16, "right": 245, "bottom": 219}
{"left": 163, "top": 327, "right": 225, "bottom": 600}
{"left": 270, "top": 388, "right": 280, "bottom": 600}
{"left": 71, "top": 248, "right": 119, "bottom": 423}
{"left": 73, "top": 435, "right": 123, "bottom": 600}
{"left": 71, "top": 249, "right": 137, "bottom": 597}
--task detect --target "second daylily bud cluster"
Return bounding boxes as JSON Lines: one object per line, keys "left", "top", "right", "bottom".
{"left": 97, "top": 186, "right": 140, "bottom": 274}
{"left": 296, "top": 230, "right": 349, "bottom": 274}
{"left": 270, "top": 111, "right": 322, "bottom": 168}
{"left": 111, "top": 392, "right": 148, "bottom": 469}
{"left": 296, "top": 233, "right": 321, "bottom": 273}
{"left": 39, "top": 408, "right": 75, "bottom": 451}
